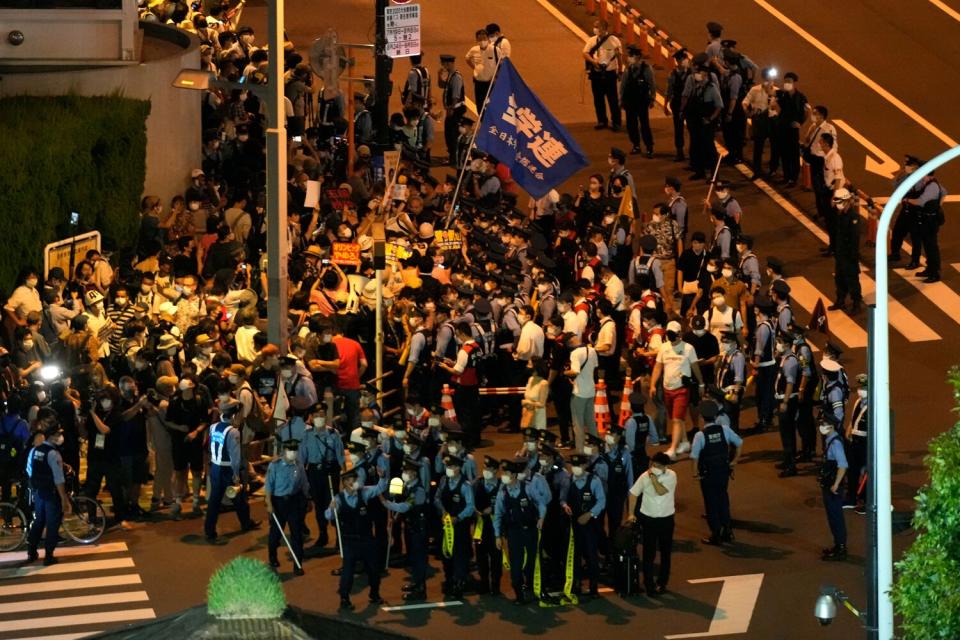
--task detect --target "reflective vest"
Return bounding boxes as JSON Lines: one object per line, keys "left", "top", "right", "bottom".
{"left": 209, "top": 422, "right": 235, "bottom": 467}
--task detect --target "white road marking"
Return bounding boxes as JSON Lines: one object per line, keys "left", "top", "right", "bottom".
{"left": 10, "top": 632, "right": 102, "bottom": 640}
{"left": 751, "top": 0, "right": 958, "bottom": 147}
{"left": 0, "top": 608, "right": 155, "bottom": 633}
{"left": 0, "top": 558, "right": 135, "bottom": 580}
{"left": 890, "top": 268, "right": 960, "bottom": 331}
{"left": 930, "top": 0, "right": 960, "bottom": 23}
{"left": 834, "top": 119, "right": 900, "bottom": 179}
{"left": 859, "top": 277, "right": 941, "bottom": 341}
{"left": 786, "top": 277, "right": 867, "bottom": 348}
{"left": 872, "top": 195, "right": 960, "bottom": 204}
{"left": 0, "top": 591, "right": 149, "bottom": 615}
{"left": 534, "top": 0, "right": 590, "bottom": 41}
{"left": 0, "top": 542, "right": 128, "bottom": 565}
{"left": 665, "top": 574, "right": 764, "bottom": 639}
{"left": 381, "top": 600, "right": 463, "bottom": 612}
{"left": 0, "top": 573, "right": 142, "bottom": 597}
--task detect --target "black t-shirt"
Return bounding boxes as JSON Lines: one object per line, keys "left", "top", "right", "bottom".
{"left": 113, "top": 397, "right": 148, "bottom": 457}
{"left": 678, "top": 248, "right": 708, "bottom": 284}
{"left": 165, "top": 393, "right": 212, "bottom": 431}
{"left": 684, "top": 330, "right": 719, "bottom": 384}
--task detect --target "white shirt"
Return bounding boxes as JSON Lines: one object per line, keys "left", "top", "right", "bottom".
{"left": 583, "top": 34, "right": 621, "bottom": 71}
{"left": 656, "top": 340, "right": 698, "bottom": 391}
{"left": 561, "top": 309, "right": 581, "bottom": 339}
{"left": 806, "top": 120, "right": 837, "bottom": 158}
{"left": 516, "top": 321, "right": 544, "bottom": 361}
{"left": 595, "top": 317, "right": 616, "bottom": 356}
{"left": 823, "top": 147, "right": 845, "bottom": 188}
{"left": 465, "top": 44, "right": 496, "bottom": 82}
{"left": 630, "top": 469, "right": 677, "bottom": 518}
{"left": 604, "top": 275, "right": 625, "bottom": 310}
{"left": 4, "top": 285, "right": 41, "bottom": 320}
{"left": 570, "top": 345, "right": 598, "bottom": 398}
{"left": 703, "top": 305, "right": 742, "bottom": 344}
{"left": 235, "top": 324, "right": 261, "bottom": 363}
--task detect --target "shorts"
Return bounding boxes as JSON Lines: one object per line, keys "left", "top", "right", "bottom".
{"left": 119, "top": 455, "right": 149, "bottom": 485}
{"left": 171, "top": 437, "right": 204, "bottom": 473}
{"left": 663, "top": 387, "right": 690, "bottom": 420}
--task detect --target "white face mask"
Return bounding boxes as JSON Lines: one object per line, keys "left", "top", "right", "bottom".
{"left": 604, "top": 434, "right": 615, "bottom": 445}
{"left": 651, "top": 214, "right": 663, "bottom": 223}
{"left": 284, "top": 449, "right": 297, "bottom": 462}
{"left": 525, "top": 441, "right": 537, "bottom": 452}
{"left": 218, "top": 394, "right": 230, "bottom": 404}
{"left": 717, "top": 190, "right": 729, "bottom": 200}
{"left": 100, "top": 399, "right": 113, "bottom": 411}
{"left": 115, "top": 298, "right": 128, "bottom": 307}
{"left": 447, "top": 444, "right": 459, "bottom": 455}
{"left": 571, "top": 466, "right": 584, "bottom": 477}
{"left": 36, "top": 391, "right": 46, "bottom": 403}
{"left": 349, "top": 453, "right": 360, "bottom": 466}
{"left": 403, "top": 443, "right": 414, "bottom": 455}
{"left": 445, "top": 467, "right": 457, "bottom": 478}
{"left": 361, "top": 420, "right": 374, "bottom": 429}
{"left": 281, "top": 369, "right": 294, "bottom": 380}
{"left": 228, "top": 375, "right": 240, "bottom": 385}
{"left": 179, "top": 380, "right": 192, "bottom": 391}
{"left": 189, "top": 202, "right": 201, "bottom": 211}
{"left": 517, "top": 472, "right": 527, "bottom": 481}
{"left": 819, "top": 424, "right": 832, "bottom": 435}
{"left": 482, "top": 469, "right": 496, "bottom": 481}
{"left": 693, "top": 329, "right": 706, "bottom": 337}
{"left": 402, "top": 471, "right": 414, "bottom": 483}
{"left": 22, "top": 340, "right": 34, "bottom": 351}
{"left": 540, "top": 458, "right": 551, "bottom": 469}
{"left": 583, "top": 446, "right": 594, "bottom": 456}
{"left": 25, "top": 278, "right": 38, "bottom": 289}
{"left": 722, "top": 269, "right": 734, "bottom": 279}
{"left": 141, "top": 284, "right": 153, "bottom": 294}
{"left": 857, "top": 389, "right": 868, "bottom": 399}
{"left": 502, "top": 473, "right": 514, "bottom": 484}
{"left": 783, "top": 81, "right": 794, "bottom": 91}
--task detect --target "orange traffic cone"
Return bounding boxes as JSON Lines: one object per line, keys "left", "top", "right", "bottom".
{"left": 441, "top": 384, "right": 458, "bottom": 422}
{"left": 594, "top": 379, "right": 610, "bottom": 436}
{"left": 619, "top": 377, "right": 634, "bottom": 427}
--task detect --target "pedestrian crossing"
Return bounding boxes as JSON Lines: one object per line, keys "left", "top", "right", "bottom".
{"left": 0, "top": 542, "right": 155, "bottom": 640}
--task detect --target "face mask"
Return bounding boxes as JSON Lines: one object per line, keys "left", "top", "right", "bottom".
{"left": 322, "top": 334, "right": 333, "bottom": 344}
{"left": 26, "top": 278, "right": 38, "bottom": 289}
{"left": 395, "top": 430, "right": 406, "bottom": 442}
{"left": 408, "top": 317, "right": 422, "bottom": 328}
{"left": 429, "top": 417, "right": 441, "bottom": 428}
{"left": 605, "top": 434, "right": 616, "bottom": 445}
{"left": 722, "top": 269, "right": 734, "bottom": 279}
{"left": 134, "top": 360, "right": 147, "bottom": 371}
{"left": 445, "top": 467, "right": 457, "bottom": 478}
{"left": 694, "top": 73, "right": 704, "bottom": 82}
{"left": 693, "top": 329, "right": 706, "bottom": 337}
{"left": 218, "top": 394, "right": 230, "bottom": 404}
{"left": 349, "top": 453, "right": 360, "bottom": 466}
{"left": 706, "top": 265, "right": 717, "bottom": 273}
{"left": 858, "top": 389, "right": 868, "bottom": 399}
{"left": 651, "top": 468, "right": 663, "bottom": 477}
{"left": 141, "top": 284, "right": 153, "bottom": 294}
{"left": 482, "top": 469, "right": 495, "bottom": 481}
{"left": 717, "top": 190, "right": 729, "bottom": 200}
{"left": 583, "top": 446, "right": 594, "bottom": 456}
{"left": 652, "top": 214, "right": 663, "bottom": 223}
{"left": 540, "top": 459, "right": 551, "bottom": 469}
{"left": 783, "top": 81, "right": 794, "bottom": 91}
{"left": 22, "top": 340, "right": 34, "bottom": 350}
{"left": 712, "top": 296, "right": 725, "bottom": 307}
{"left": 517, "top": 472, "right": 527, "bottom": 481}
{"left": 448, "top": 444, "right": 459, "bottom": 455}
{"left": 281, "top": 369, "right": 294, "bottom": 380}
{"left": 36, "top": 391, "right": 46, "bottom": 403}
{"left": 238, "top": 134, "right": 249, "bottom": 142}
{"left": 502, "top": 473, "right": 514, "bottom": 484}
{"left": 603, "top": 215, "right": 616, "bottom": 225}
{"left": 819, "top": 424, "right": 832, "bottom": 435}
{"left": 525, "top": 441, "right": 537, "bottom": 452}
{"left": 167, "top": 348, "right": 178, "bottom": 357}
{"left": 284, "top": 449, "right": 297, "bottom": 462}
{"left": 100, "top": 399, "right": 113, "bottom": 411}
{"left": 183, "top": 287, "right": 196, "bottom": 296}
{"left": 228, "top": 375, "right": 240, "bottom": 385}
{"left": 403, "top": 443, "right": 414, "bottom": 455}
{"left": 402, "top": 471, "right": 414, "bottom": 483}
{"left": 189, "top": 202, "right": 201, "bottom": 211}
{"left": 571, "top": 466, "right": 584, "bottom": 477}
{"left": 200, "top": 347, "right": 213, "bottom": 356}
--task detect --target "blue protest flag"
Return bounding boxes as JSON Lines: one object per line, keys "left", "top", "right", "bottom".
{"left": 474, "top": 58, "right": 589, "bottom": 199}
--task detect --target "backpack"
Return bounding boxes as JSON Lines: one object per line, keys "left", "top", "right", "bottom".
{"left": 0, "top": 415, "right": 26, "bottom": 476}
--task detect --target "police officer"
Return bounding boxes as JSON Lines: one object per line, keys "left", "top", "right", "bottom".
{"left": 664, "top": 49, "right": 691, "bottom": 161}
{"left": 265, "top": 440, "right": 310, "bottom": 576}
{"left": 593, "top": 424, "right": 634, "bottom": 550}
{"left": 434, "top": 454, "right": 475, "bottom": 598}
{"left": 300, "top": 405, "right": 344, "bottom": 549}
{"left": 751, "top": 295, "right": 777, "bottom": 431}
{"left": 440, "top": 54, "right": 466, "bottom": 167}
{"left": 774, "top": 332, "right": 800, "bottom": 477}
{"left": 910, "top": 170, "right": 947, "bottom": 283}
{"left": 827, "top": 188, "right": 863, "bottom": 314}
{"left": 438, "top": 322, "right": 483, "bottom": 447}
{"left": 382, "top": 457, "right": 431, "bottom": 600}
{"left": 357, "top": 426, "right": 390, "bottom": 572}
{"left": 819, "top": 358, "right": 847, "bottom": 428}
{"left": 716, "top": 330, "right": 746, "bottom": 431}
{"left": 473, "top": 455, "right": 503, "bottom": 596}
{"left": 844, "top": 373, "right": 868, "bottom": 510}
{"left": 771, "top": 280, "right": 792, "bottom": 335}
{"left": 790, "top": 326, "right": 818, "bottom": 462}
{"left": 563, "top": 453, "right": 606, "bottom": 599}
{"left": 26, "top": 423, "right": 70, "bottom": 565}
{"left": 536, "top": 444, "right": 570, "bottom": 594}
{"left": 888, "top": 155, "right": 923, "bottom": 268}
{"left": 328, "top": 467, "right": 387, "bottom": 610}
{"left": 623, "top": 392, "right": 653, "bottom": 476}
{"left": 682, "top": 63, "right": 723, "bottom": 180}
{"left": 494, "top": 459, "right": 550, "bottom": 604}
{"left": 736, "top": 235, "right": 760, "bottom": 296}
{"left": 689, "top": 400, "right": 742, "bottom": 545}
{"left": 205, "top": 402, "right": 259, "bottom": 543}
{"left": 620, "top": 45, "right": 656, "bottom": 157}
{"left": 818, "top": 415, "right": 848, "bottom": 561}
{"left": 435, "top": 425, "right": 478, "bottom": 481}
{"left": 402, "top": 307, "right": 433, "bottom": 403}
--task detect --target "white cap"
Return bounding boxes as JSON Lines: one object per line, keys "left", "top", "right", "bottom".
{"left": 419, "top": 222, "right": 435, "bottom": 240}
{"left": 833, "top": 187, "right": 853, "bottom": 201}
{"left": 191, "top": 168, "right": 205, "bottom": 178}
{"left": 666, "top": 320, "right": 683, "bottom": 333}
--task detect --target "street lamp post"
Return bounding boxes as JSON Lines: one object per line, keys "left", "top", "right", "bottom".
{"left": 871, "top": 144, "right": 960, "bottom": 640}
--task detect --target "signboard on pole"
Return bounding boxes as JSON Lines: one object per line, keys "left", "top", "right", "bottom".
{"left": 384, "top": 3, "right": 420, "bottom": 59}
{"left": 331, "top": 241, "right": 362, "bottom": 267}
{"left": 44, "top": 231, "right": 101, "bottom": 280}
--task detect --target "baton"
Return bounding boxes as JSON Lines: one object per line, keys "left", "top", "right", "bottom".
{"left": 701, "top": 151, "right": 728, "bottom": 216}
{"left": 328, "top": 475, "right": 344, "bottom": 558}
{"left": 270, "top": 510, "right": 302, "bottom": 570}
{"left": 385, "top": 510, "right": 393, "bottom": 571}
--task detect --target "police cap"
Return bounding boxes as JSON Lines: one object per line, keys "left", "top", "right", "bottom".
{"left": 820, "top": 358, "right": 842, "bottom": 373}
{"left": 568, "top": 453, "right": 589, "bottom": 466}
{"left": 772, "top": 279, "right": 791, "bottom": 297}
{"left": 443, "top": 454, "right": 463, "bottom": 467}
{"left": 483, "top": 455, "right": 500, "bottom": 469}
{"left": 720, "top": 39, "right": 737, "bottom": 48}
{"left": 341, "top": 467, "right": 359, "bottom": 481}
{"left": 735, "top": 234, "right": 753, "bottom": 248}
{"left": 584, "top": 432, "right": 604, "bottom": 446}
{"left": 439, "top": 54, "right": 456, "bottom": 63}
{"left": 626, "top": 45, "right": 643, "bottom": 56}
{"left": 699, "top": 399, "right": 721, "bottom": 420}
{"left": 540, "top": 443, "right": 559, "bottom": 458}
{"left": 609, "top": 147, "right": 626, "bottom": 163}
{"left": 665, "top": 176, "right": 682, "bottom": 190}
{"left": 539, "top": 430, "right": 559, "bottom": 444}
{"left": 522, "top": 427, "right": 540, "bottom": 440}
{"left": 766, "top": 256, "right": 784, "bottom": 273}
{"left": 672, "top": 48, "right": 688, "bottom": 61}
{"left": 402, "top": 457, "right": 422, "bottom": 472}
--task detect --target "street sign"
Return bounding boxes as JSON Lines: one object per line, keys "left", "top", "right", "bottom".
{"left": 384, "top": 3, "right": 420, "bottom": 59}
{"left": 44, "top": 231, "right": 100, "bottom": 280}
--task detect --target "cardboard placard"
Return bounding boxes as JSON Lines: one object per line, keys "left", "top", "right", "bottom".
{"left": 432, "top": 229, "right": 462, "bottom": 251}
{"left": 384, "top": 242, "right": 413, "bottom": 267}
{"left": 325, "top": 188, "right": 352, "bottom": 211}
{"left": 304, "top": 180, "right": 321, "bottom": 208}
{"left": 331, "top": 241, "right": 361, "bottom": 266}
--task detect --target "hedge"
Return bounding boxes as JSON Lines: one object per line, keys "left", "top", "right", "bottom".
{"left": 890, "top": 366, "right": 960, "bottom": 638}
{"left": 0, "top": 93, "right": 150, "bottom": 290}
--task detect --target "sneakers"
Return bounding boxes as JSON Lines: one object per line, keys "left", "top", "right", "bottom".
{"left": 664, "top": 449, "right": 677, "bottom": 461}
{"left": 676, "top": 441, "right": 691, "bottom": 455}
{"left": 854, "top": 503, "right": 866, "bottom": 515}
{"left": 842, "top": 502, "right": 857, "bottom": 510}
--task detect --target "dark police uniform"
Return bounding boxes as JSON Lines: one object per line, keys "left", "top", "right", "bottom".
{"left": 537, "top": 456, "right": 571, "bottom": 591}
{"left": 565, "top": 469, "right": 606, "bottom": 595}
{"left": 683, "top": 73, "right": 723, "bottom": 178}
{"left": 383, "top": 461, "right": 430, "bottom": 600}
{"left": 494, "top": 472, "right": 549, "bottom": 602}
{"left": 833, "top": 201, "right": 862, "bottom": 309}
{"left": 620, "top": 54, "right": 656, "bottom": 155}
{"left": 716, "top": 341, "right": 746, "bottom": 431}
{"left": 328, "top": 471, "right": 387, "bottom": 608}
{"left": 624, "top": 410, "right": 652, "bottom": 475}
{"left": 441, "top": 57, "right": 466, "bottom": 166}
{"left": 473, "top": 469, "right": 503, "bottom": 595}
{"left": 664, "top": 54, "right": 690, "bottom": 160}
{"left": 794, "top": 337, "right": 818, "bottom": 459}
{"left": 27, "top": 439, "right": 65, "bottom": 563}
{"left": 300, "top": 419, "right": 344, "bottom": 547}
{"left": 820, "top": 427, "right": 848, "bottom": 558}
{"left": 593, "top": 440, "right": 634, "bottom": 552}
{"left": 434, "top": 462, "right": 476, "bottom": 597}
{"left": 205, "top": 414, "right": 255, "bottom": 540}
{"left": 265, "top": 445, "right": 310, "bottom": 573}
{"left": 690, "top": 420, "right": 742, "bottom": 542}
{"left": 752, "top": 309, "right": 777, "bottom": 429}
{"left": 775, "top": 349, "right": 800, "bottom": 475}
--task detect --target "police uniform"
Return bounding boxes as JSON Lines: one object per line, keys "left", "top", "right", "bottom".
{"left": 846, "top": 381, "right": 868, "bottom": 505}
{"left": 774, "top": 342, "right": 800, "bottom": 476}
{"left": 592, "top": 426, "right": 634, "bottom": 550}
{"left": 383, "top": 457, "right": 431, "bottom": 600}
{"left": 690, "top": 401, "right": 742, "bottom": 544}
{"left": 300, "top": 410, "right": 344, "bottom": 547}
{"left": 204, "top": 405, "right": 256, "bottom": 541}
{"left": 405, "top": 321, "right": 434, "bottom": 405}
{"left": 266, "top": 440, "right": 310, "bottom": 575}
{"left": 26, "top": 427, "right": 66, "bottom": 564}
{"left": 715, "top": 332, "right": 746, "bottom": 431}
{"left": 473, "top": 457, "right": 503, "bottom": 595}
{"left": 536, "top": 446, "right": 571, "bottom": 592}
{"left": 620, "top": 45, "right": 656, "bottom": 156}
{"left": 819, "top": 419, "right": 848, "bottom": 560}
{"left": 328, "top": 468, "right": 387, "bottom": 609}
{"left": 623, "top": 398, "right": 653, "bottom": 474}
{"left": 564, "top": 454, "right": 606, "bottom": 596}
{"left": 829, "top": 190, "right": 863, "bottom": 312}
{"left": 493, "top": 460, "right": 550, "bottom": 603}
{"left": 819, "top": 358, "right": 847, "bottom": 428}
{"left": 440, "top": 54, "right": 466, "bottom": 166}
{"left": 683, "top": 66, "right": 723, "bottom": 178}
{"left": 434, "top": 455, "right": 475, "bottom": 597}
{"left": 772, "top": 280, "right": 793, "bottom": 335}
{"left": 664, "top": 50, "right": 690, "bottom": 160}
{"left": 357, "top": 428, "right": 391, "bottom": 572}
{"left": 752, "top": 296, "right": 777, "bottom": 429}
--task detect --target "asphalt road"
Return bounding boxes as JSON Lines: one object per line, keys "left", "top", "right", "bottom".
{"left": 6, "top": 1, "right": 958, "bottom": 638}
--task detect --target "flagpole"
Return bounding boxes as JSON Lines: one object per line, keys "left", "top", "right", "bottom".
{"left": 444, "top": 57, "right": 506, "bottom": 230}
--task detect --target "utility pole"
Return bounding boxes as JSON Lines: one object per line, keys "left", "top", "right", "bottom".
{"left": 266, "top": 0, "right": 289, "bottom": 351}
{"left": 373, "top": 0, "right": 392, "bottom": 146}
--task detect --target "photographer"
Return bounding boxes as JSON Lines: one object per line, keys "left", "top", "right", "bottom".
{"left": 164, "top": 374, "right": 212, "bottom": 517}
{"left": 84, "top": 385, "right": 129, "bottom": 529}
{"left": 115, "top": 377, "right": 152, "bottom": 520}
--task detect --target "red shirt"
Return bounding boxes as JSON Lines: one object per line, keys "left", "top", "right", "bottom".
{"left": 333, "top": 336, "right": 366, "bottom": 390}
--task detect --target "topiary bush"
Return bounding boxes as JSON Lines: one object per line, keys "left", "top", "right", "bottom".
{"left": 0, "top": 93, "right": 149, "bottom": 289}
{"left": 207, "top": 556, "right": 287, "bottom": 620}
{"left": 890, "top": 366, "right": 960, "bottom": 638}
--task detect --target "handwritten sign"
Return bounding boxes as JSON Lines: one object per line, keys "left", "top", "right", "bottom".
{"left": 385, "top": 242, "right": 413, "bottom": 267}
{"left": 331, "top": 241, "right": 361, "bottom": 266}
{"left": 325, "top": 188, "right": 352, "bottom": 211}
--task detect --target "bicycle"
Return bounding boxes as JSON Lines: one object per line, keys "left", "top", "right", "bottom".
{"left": 0, "top": 472, "right": 106, "bottom": 553}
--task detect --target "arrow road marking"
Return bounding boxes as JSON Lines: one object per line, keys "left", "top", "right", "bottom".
{"left": 665, "top": 573, "right": 764, "bottom": 639}
{"left": 834, "top": 120, "right": 899, "bottom": 179}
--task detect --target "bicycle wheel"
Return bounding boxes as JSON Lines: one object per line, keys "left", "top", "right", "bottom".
{"left": 0, "top": 502, "right": 27, "bottom": 552}
{"left": 62, "top": 497, "right": 106, "bottom": 545}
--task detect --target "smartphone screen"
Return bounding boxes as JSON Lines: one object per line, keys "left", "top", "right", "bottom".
{"left": 70, "top": 212, "right": 79, "bottom": 225}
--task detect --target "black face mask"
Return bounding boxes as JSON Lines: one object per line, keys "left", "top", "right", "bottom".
{"left": 666, "top": 330, "right": 678, "bottom": 342}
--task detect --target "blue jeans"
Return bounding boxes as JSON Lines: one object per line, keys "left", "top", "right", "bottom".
{"left": 28, "top": 491, "right": 63, "bottom": 556}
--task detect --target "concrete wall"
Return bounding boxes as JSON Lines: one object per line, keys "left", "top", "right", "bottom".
{"left": 0, "top": 22, "right": 201, "bottom": 208}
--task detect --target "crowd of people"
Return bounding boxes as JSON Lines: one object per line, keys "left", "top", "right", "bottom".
{"left": 0, "top": 9, "right": 912, "bottom": 607}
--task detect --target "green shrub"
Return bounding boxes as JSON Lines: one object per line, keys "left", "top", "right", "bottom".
{"left": 890, "top": 366, "right": 960, "bottom": 638}
{"left": 0, "top": 94, "right": 149, "bottom": 290}
{"left": 207, "top": 556, "right": 287, "bottom": 620}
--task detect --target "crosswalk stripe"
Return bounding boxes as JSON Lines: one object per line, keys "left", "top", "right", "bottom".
{"left": 859, "top": 276, "right": 941, "bottom": 341}
{"left": 0, "top": 543, "right": 128, "bottom": 566}
{"left": 786, "top": 277, "right": 867, "bottom": 348}
{"left": 10, "top": 632, "right": 102, "bottom": 640}
{"left": 0, "top": 590, "right": 149, "bottom": 614}
{"left": 0, "top": 574, "right": 141, "bottom": 597}
{"left": 0, "top": 558, "right": 134, "bottom": 580}
{"left": 0, "top": 608, "right": 155, "bottom": 633}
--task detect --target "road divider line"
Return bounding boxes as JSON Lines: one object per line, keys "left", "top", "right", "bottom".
{"left": 0, "top": 574, "right": 142, "bottom": 598}
{"left": 0, "top": 558, "right": 135, "bottom": 580}
{"left": 859, "top": 276, "right": 941, "bottom": 342}
{"left": 0, "top": 542, "right": 128, "bottom": 565}
{"left": 10, "top": 632, "right": 102, "bottom": 640}
{"left": 786, "top": 277, "right": 867, "bottom": 349}
{"left": 0, "top": 608, "right": 155, "bottom": 633}
{"left": 0, "top": 591, "right": 149, "bottom": 615}
{"left": 930, "top": 0, "right": 960, "bottom": 23}
{"left": 751, "top": 0, "right": 958, "bottom": 147}
{"left": 381, "top": 600, "right": 463, "bottom": 612}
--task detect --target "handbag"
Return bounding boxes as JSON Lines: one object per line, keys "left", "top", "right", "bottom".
{"left": 520, "top": 406, "right": 535, "bottom": 429}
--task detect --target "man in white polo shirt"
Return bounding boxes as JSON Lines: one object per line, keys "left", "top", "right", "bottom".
{"left": 649, "top": 321, "right": 704, "bottom": 459}
{"left": 626, "top": 451, "right": 676, "bottom": 596}
{"left": 565, "top": 333, "right": 599, "bottom": 452}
